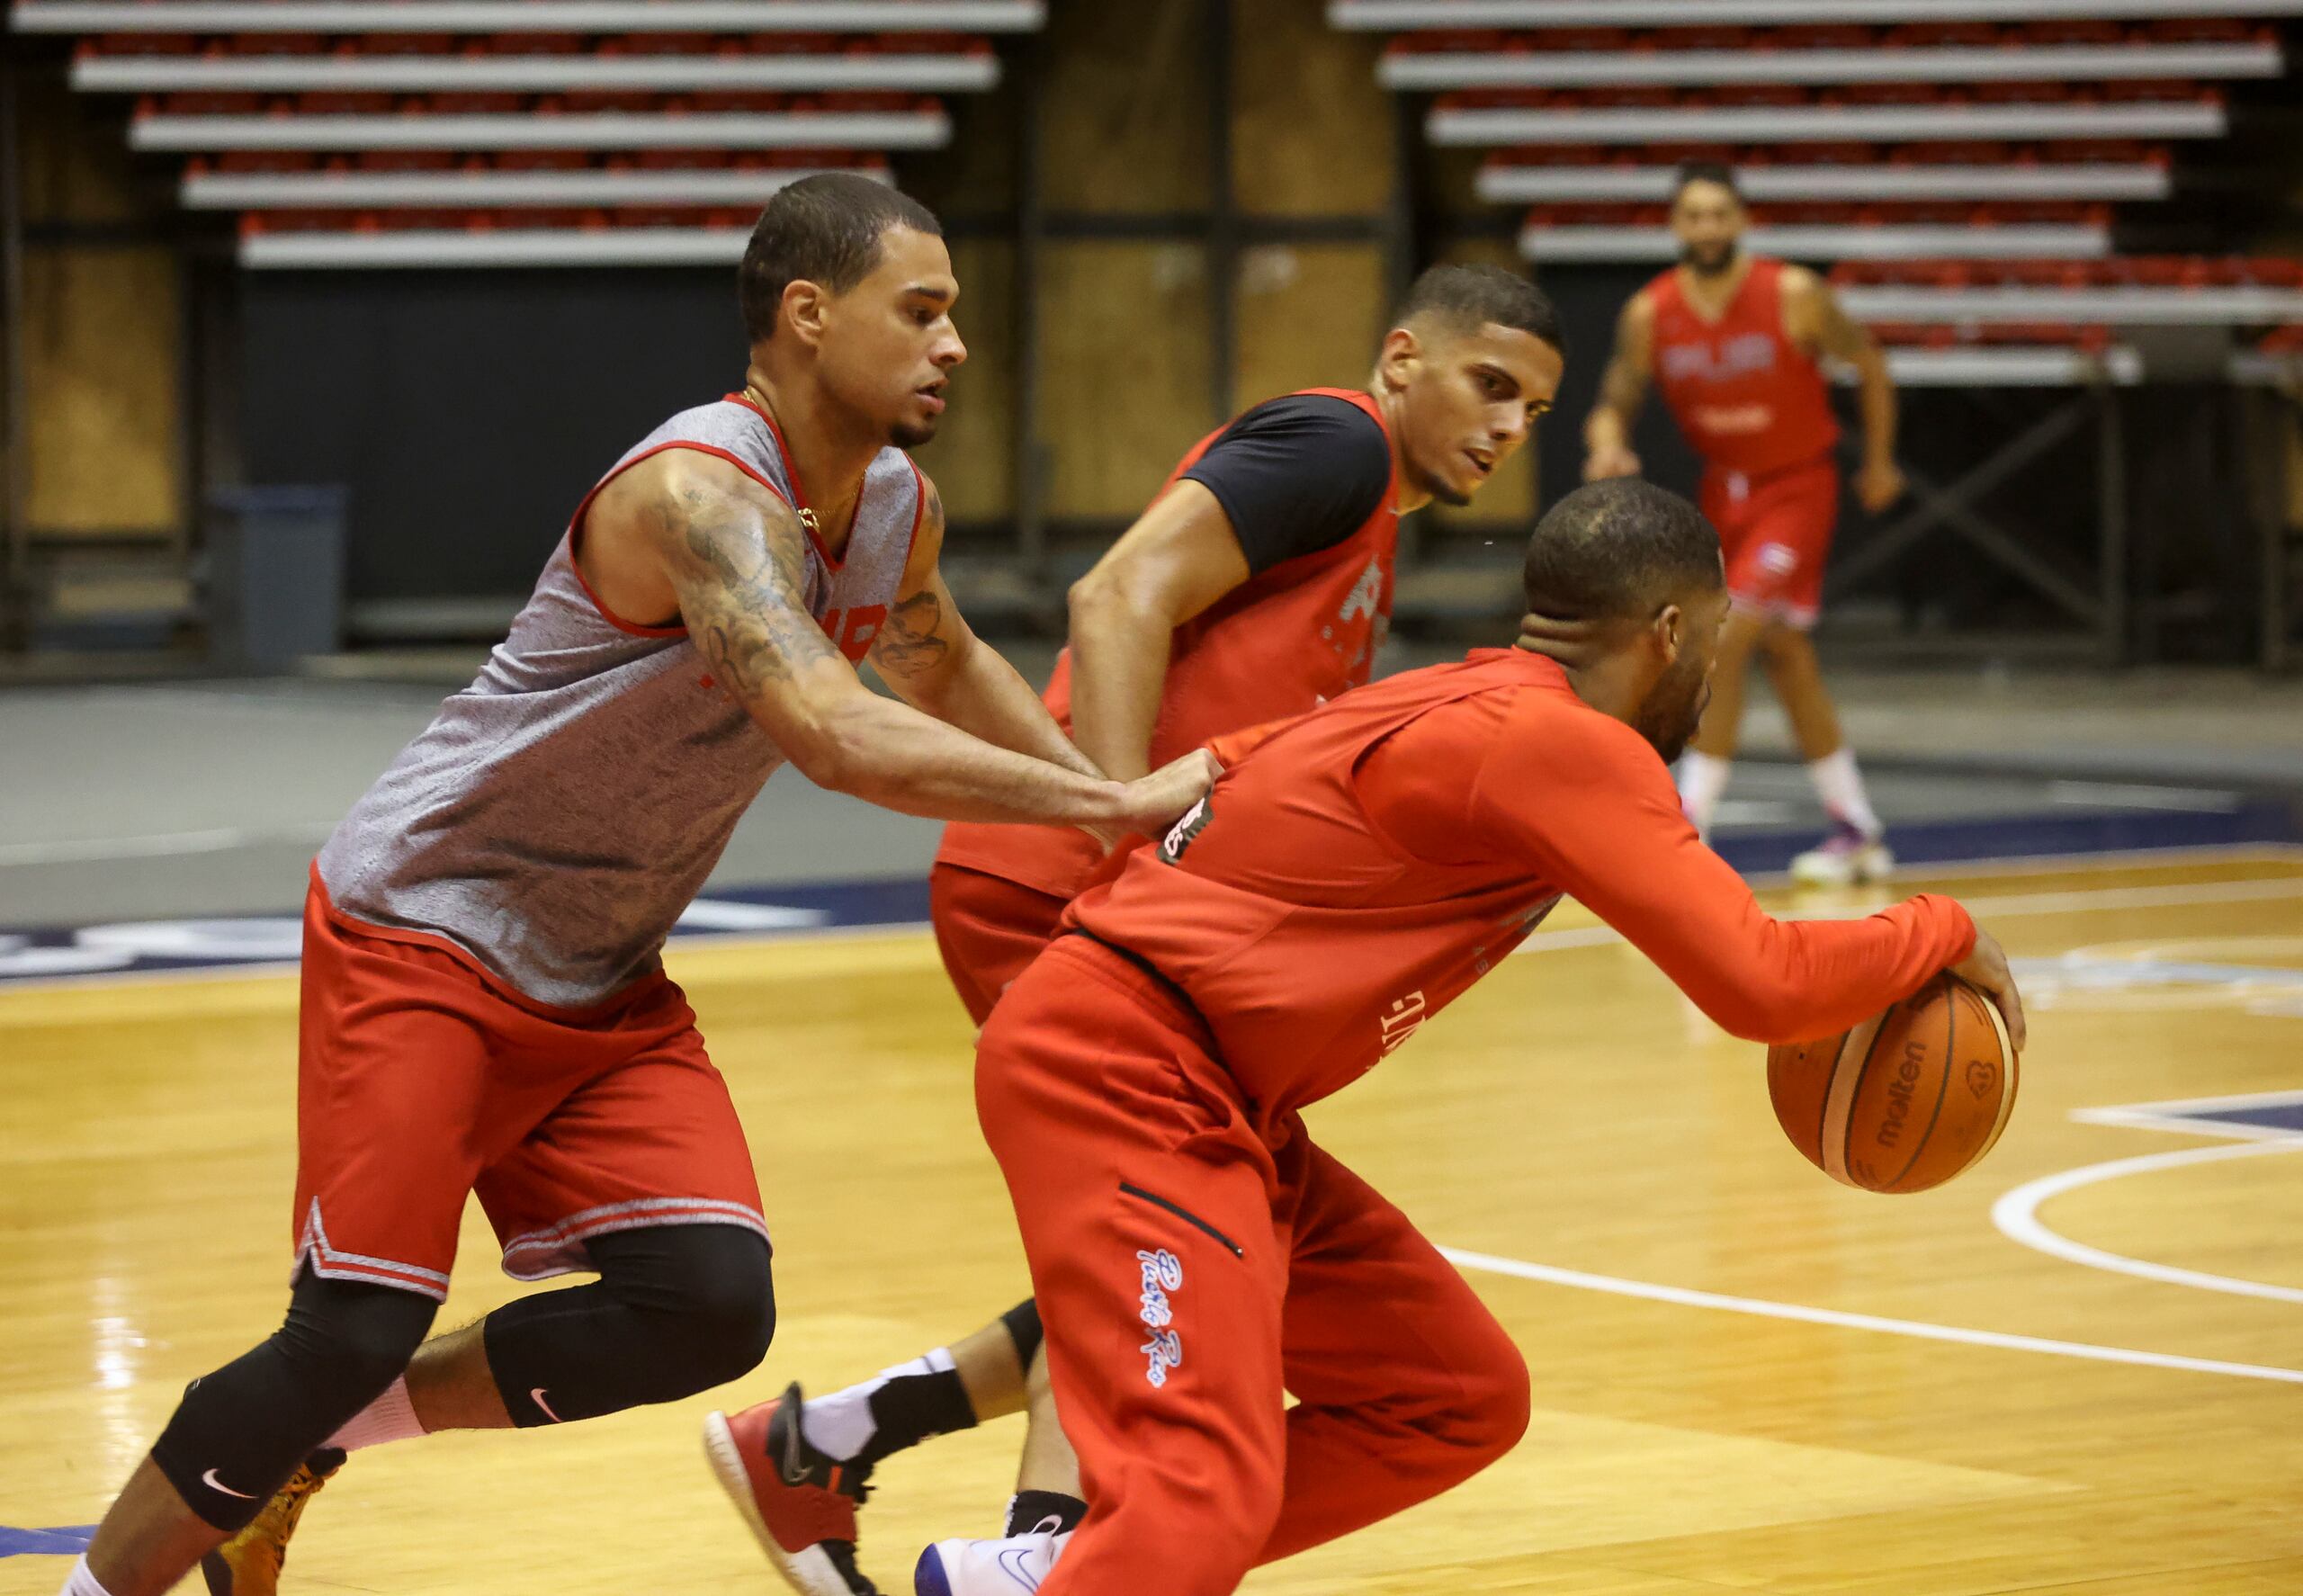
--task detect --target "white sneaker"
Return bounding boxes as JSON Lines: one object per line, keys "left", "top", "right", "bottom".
{"left": 912, "top": 1525, "right": 1070, "bottom": 1595}
{"left": 1789, "top": 822, "right": 1894, "bottom": 887}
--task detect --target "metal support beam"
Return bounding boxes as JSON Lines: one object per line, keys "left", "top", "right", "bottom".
{"left": 2098, "top": 385, "right": 2128, "bottom": 667}
{"left": 1827, "top": 393, "right": 2099, "bottom": 611}
{"left": 1205, "top": 0, "right": 1237, "bottom": 427}
{"left": 0, "top": 54, "right": 22, "bottom": 653}
{"left": 1011, "top": 28, "right": 1045, "bottom": 584}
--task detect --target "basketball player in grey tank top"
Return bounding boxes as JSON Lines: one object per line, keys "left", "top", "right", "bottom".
{"left": 67, "top": 177, "right": 1216, "bottom": 1596}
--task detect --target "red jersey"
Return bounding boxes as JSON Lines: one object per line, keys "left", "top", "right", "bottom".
{"left": 937, "top": 387, "right": 1399, "bottom": 897}
{"left": 1071, "top": 649, "right": 1974, "bottom": 1122}
{"left": 1647, "top": 258, "right": 1840, "bottom": 480}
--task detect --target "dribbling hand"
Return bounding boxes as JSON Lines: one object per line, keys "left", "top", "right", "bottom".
{"left": 1950, "top": 926, "right": 2027, "bottom": 1054}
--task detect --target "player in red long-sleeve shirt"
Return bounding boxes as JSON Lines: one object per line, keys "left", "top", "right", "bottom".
{"left": 972, "top": 476, "right": 2024, "bottom": 1596}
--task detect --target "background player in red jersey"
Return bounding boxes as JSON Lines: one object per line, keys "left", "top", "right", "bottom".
{"left": 1584, "top": 163, "right": 1905, "bottom": 886}
{"left": 973, "top": 477, "right": 2024, "bottom": 1596}
{"left": 55, "top": 176, "right": 1213, "bottom": 1596}
{"left": 706, "top": 266, "right": 1567, "bottom": 1596}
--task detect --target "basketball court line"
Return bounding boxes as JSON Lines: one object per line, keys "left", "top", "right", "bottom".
{"left": 1993, "top": 1086, "right": 2303, "bottom": 1304}
{"left": 1503, "top": 865, "right": 2303, "bottom": 962}
{"left": 2069, "top": 1087, "right": 2303, "bottom": 1140}
{"left": 1991, "top": 1140, "right": 2303, "bottom": 1305}
{"left": 2046, "top": 779, "right": 2245, "bottom": 812}
{"left": 1437, "top": 1244, "right": 2303, "bottom": 1385}
{"left": 0, "top": 823, "right": 338, "bottom": 866}
{"left": 5, "top": 846, "right": 2302, "bottom": 995}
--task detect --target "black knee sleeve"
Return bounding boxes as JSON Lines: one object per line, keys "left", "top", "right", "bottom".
{"left": 151, "top": 1271, "right": 435, "bottom": 1530}
{"left": 1000, "top": 1297, "right": 1044, "bottom": 1368}
{"left": 482, "top": 1223, "right": 773, "bottom": 1428}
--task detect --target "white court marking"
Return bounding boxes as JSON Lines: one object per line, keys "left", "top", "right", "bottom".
{"left": 2047, "top": 779, "right": 2243, "bottom": 812}
{"left": 0, "top": 824, "right": 336, "bottom": 866}
{"left": 1439, "top": 1245, "right": 2303, "bottom": 1385}
{"left": 1991, "top": 1139, "right": 2303, "bottom": 1305}
{"left": 1509, "top": 867, "right": 2303, "bottom": 962}
{"left": 7, "top": 846, "right": 2303, "bottom": 994}
{"left": 1993, "top": 1084, "right": 2303, "bottom": 1305}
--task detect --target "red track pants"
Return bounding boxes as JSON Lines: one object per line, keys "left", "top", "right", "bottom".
{"left": 976, "top": 936, "right": 1531, "bottom": 1596}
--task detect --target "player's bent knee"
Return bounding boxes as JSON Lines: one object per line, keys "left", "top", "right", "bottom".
{"left": 1464, "top": 1350, "right": 1533, "bottom": 1460}
{"left": 1417, "top": 1324, "right": 1531, "bottom": 1466}
{"left": 153, "top": 1276, "right": 437, "bottom": 1530}
{"left": 621, "top": 1225, "right": 776, "bottom": 1387}
{"left": 277, "top": 1275, "right": 435, "bottom": 1392}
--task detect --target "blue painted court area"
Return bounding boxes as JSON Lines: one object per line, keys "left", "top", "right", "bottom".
{"left": 0, "top": 1526, "right": 94, "bottom": 1559}
{"left": 2184, "top": 1100, "right": 2303, "bottom": 1135}
{"left": 0, "top": 800, "right": 2293, "bottom": 990}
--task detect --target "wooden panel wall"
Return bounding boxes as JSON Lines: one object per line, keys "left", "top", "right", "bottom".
{"left": 1039, "top": 0, "right": 1212, "bottom": 217}
{"left": 1233, "top": 243, "right": 1384, "bottom": 407}
{"left": 13, "top": 71, "right": 182, "bottom": 538}
{"left": 1037, "top": 240, "right": 1214, "bottom": 520}
{"left": 909, "top": 237, "right": 1015, "bottom": 525}
{"left": 1232, "top": 0, "right": 1391, "bottom": 218}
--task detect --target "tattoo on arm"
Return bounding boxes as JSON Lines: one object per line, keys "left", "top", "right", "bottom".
{"left": 875, "top": 587, "right": 951, "bottom": 677}
{"left": 871, "top": 473, "right": 959, "bottom": 683}
{"left": 656, "top": 474, "right": 842, "bottom": 703}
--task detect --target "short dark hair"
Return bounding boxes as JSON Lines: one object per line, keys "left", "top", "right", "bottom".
{"left": 739, "top": 173, "right": 943, "bottom": 345}
{"left": 1522, "top": 479, "right": 1723, "bottom": 621}
{"left": 1394, "top": 263, "right": 1565, "bottom": 356}
{"left": 1672, "top": 161, "right": 1743, "bottom": 205}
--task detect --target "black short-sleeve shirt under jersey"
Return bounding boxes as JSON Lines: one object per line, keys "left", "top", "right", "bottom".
{"left": 1178, "top": 393, "right": 1392, "bottom": 576}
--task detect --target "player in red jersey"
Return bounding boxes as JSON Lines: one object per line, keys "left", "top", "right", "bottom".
{"left": 1585, "top": 163, "right": 1906, "bottom": 885}
{"left": 58, "top": 177, "right": 1213, "bottom": 1596}
{"left": 705, "top": 266, "right": 1568, "bottom": 1596}
{"left": 975, "top": 478, "right": 2025, "bottom": 1596}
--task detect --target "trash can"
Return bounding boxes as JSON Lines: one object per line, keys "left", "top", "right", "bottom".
{"left": 206, "top": 484, "right": 350, "bottom": 671}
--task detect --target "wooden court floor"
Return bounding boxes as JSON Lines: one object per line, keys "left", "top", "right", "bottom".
{"left": 4, "top": 848, "right": 2300, "bottom": 1594}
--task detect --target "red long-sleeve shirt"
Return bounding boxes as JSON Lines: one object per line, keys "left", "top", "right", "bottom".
{"left": 1070, "top": 648, "right": 1974, "bottom": 1119}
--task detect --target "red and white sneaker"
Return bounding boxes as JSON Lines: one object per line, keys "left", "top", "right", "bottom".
{"left": 705, "top": 1383, "right": 880, "bottom": 1596}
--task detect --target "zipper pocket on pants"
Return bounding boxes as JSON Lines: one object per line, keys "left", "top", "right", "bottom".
{"left": 1119, "top": 1181, "right": 1245, "bottom": 1259}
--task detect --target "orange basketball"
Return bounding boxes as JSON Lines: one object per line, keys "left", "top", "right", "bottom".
{"left": 1767, "top": 973, "right": 2019, "bottom": 1194}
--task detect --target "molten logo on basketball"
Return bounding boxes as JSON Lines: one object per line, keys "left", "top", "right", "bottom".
{"left": 1877, "top": 1044, "right": 1926, "bottom": 1149}
{"left": 1966, "top": 1059, "right": 1998, "bottom": 1099}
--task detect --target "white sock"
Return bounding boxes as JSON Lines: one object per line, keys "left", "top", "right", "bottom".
{"left": 1807, "top": 747, "right": 1883, "bottom": 838}
{"left": 60, "top": 1556, "right": 115, "bottom": 1596}
{"left": 802, "top": 1348, "right": 957, "bottom": 1461}
{"left": 325, "top": 1374, "right": 426, "bottom": 1452}
{"left": 1675, "top": 750, "right": 1732, "bottom": 836}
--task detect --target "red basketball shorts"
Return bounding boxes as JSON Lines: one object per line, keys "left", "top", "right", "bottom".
{"left": 928, "top": 862, "right": 1071, "bottom": 1027}
{"left": 291, "top": 874, "right": 766, "bottom": 1301}
{"left": 1700, "top": 455, "right": 1841, "bottom": 631}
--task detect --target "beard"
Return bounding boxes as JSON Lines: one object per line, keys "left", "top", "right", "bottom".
{"left": 1680, "top": 242, "right": 1735, "bottom": 279}
{"left": 889, "top": 417, "right": 940, "bottom": 450}
{"left": 1636, "top": 662, "right": 1712, "bottom": 767}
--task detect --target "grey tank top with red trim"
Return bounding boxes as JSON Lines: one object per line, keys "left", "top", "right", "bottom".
{"left": 316, "top": 395, "right": 922, "bottom": 1008}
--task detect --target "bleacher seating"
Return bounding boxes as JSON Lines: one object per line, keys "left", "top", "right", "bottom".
{"left": 12, "top": 1, "right": 1045, "bottom": 266}
{"left": 1340, "top": 2, "right": 2298, "bottom": 295}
